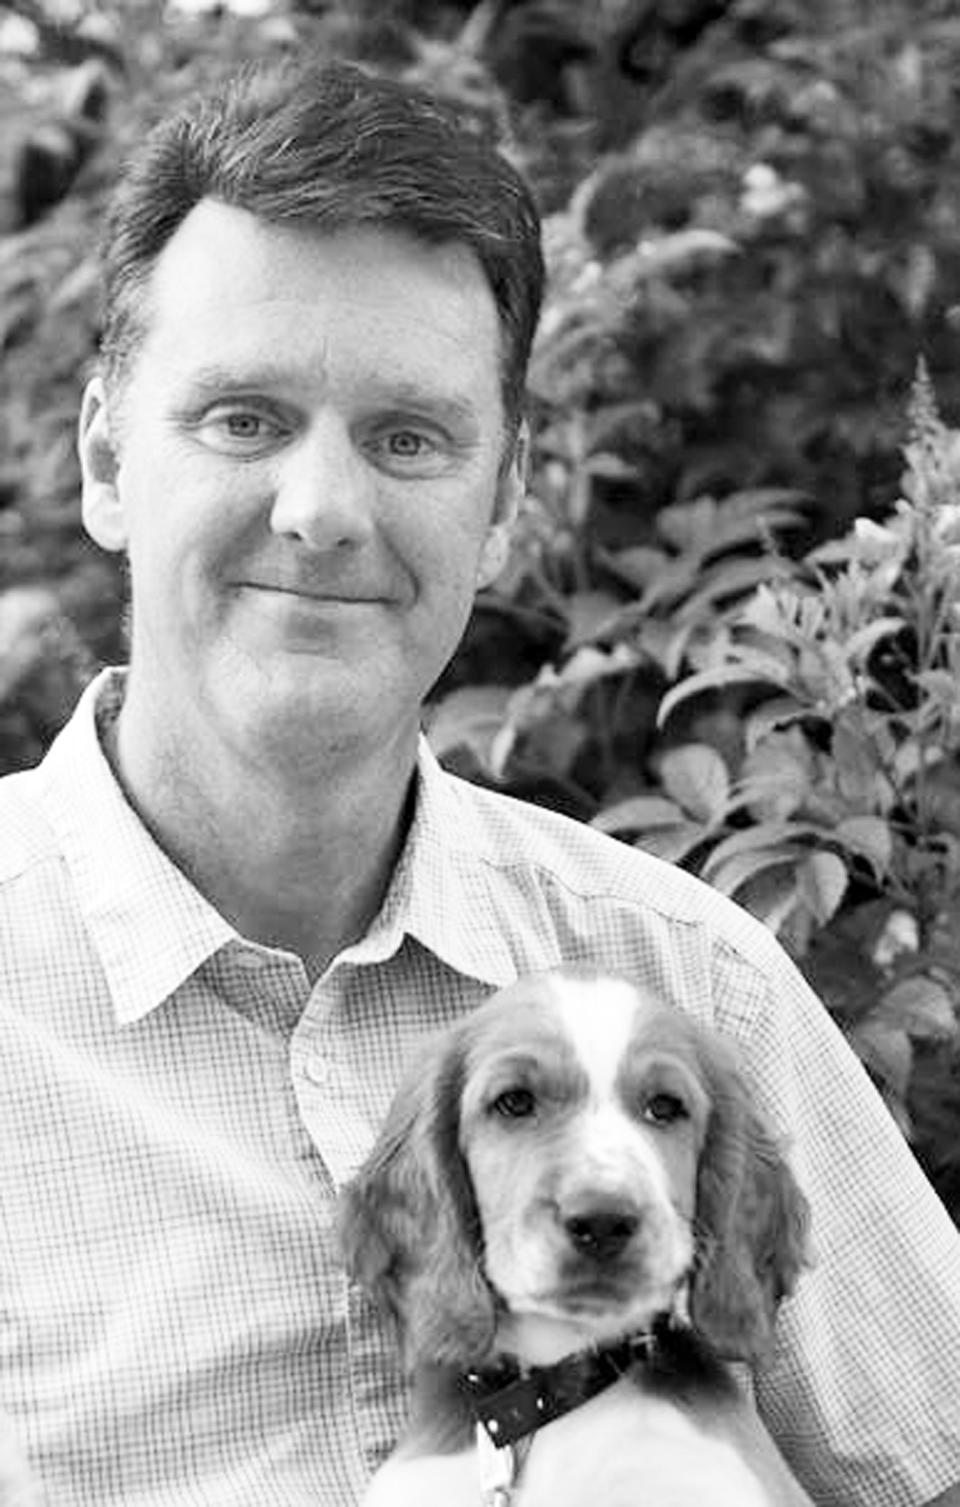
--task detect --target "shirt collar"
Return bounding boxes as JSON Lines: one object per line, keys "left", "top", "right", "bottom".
{"left": 36, "top": 669, "right": 236, "bottom": 1023}
{"left": 36, "top": 670, "right": 520, "bottom": 1024}
{"left": 371, "top": 738, "right": 521, "bottom": 992}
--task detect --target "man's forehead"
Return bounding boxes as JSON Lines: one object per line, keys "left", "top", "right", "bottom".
{"left": 146, "top": 198, "right": 492, "bottom": 315}
{"left": 128, "top": 198, "right": 505, "bottom": 398}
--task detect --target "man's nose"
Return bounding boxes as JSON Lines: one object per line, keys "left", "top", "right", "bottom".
{"left": 269, "top": 417, "right": 375, "bottom": 550}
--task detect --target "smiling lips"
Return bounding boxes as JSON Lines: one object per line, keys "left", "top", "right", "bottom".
{"left": 239, "top": 579, "right": 391, "bottom": 605}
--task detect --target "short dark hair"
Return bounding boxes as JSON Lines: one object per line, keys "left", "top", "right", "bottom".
{"left": 99, "top": 56, "right": 545, "bottom": 430}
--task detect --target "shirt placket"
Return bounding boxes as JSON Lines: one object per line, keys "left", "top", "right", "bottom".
{"left": 291, "top": 959, "right": 412, "bottom": 1475}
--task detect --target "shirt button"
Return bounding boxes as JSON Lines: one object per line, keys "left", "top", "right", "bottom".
{"left": 234, "top": 950, "right": 269, "bottom": 973}
{"left": 304, "top": 1056, "right": 332, "bottom": 1087}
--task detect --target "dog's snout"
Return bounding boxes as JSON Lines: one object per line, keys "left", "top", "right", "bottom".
{"left": 563, "top": 1202, "right": 640, "bottom": 1262}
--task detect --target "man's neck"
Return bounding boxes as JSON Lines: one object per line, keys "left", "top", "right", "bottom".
{"left": 106, "top": 695, "right": 419, "bottom": 979}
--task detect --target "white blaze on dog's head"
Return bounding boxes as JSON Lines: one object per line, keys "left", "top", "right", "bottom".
{"left": 457, "top": 971, "right": 712, "bottom": 1345}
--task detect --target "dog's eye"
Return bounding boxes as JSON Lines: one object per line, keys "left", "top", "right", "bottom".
{"left": 643, "top": 1093, "right": 688, "bottom": 1125}
{"left": 491, "top": 1088, "right": 536, "bottom": 1119}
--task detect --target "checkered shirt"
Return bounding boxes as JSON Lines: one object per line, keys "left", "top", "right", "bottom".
{"left": 2, "top": 669, "right": 959, "bottom": 1507}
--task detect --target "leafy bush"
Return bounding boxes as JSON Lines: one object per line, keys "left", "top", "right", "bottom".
{"left": 612, "top": 369, "right": 960, "bottom": 1131}
{"left": 571, "top": 0, "right": 960, "bottom": 536}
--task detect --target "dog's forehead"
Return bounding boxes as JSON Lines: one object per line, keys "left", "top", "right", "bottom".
{"left": 469, "top": 971, "right": 701, "bottom": 1088}
{"left": 548, "top": 973, "right": 700, "bottom": 1084}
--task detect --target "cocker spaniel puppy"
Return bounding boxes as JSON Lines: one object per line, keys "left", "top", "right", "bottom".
{"left": 340, "top": 969, "right": 814, "bottom": 1507}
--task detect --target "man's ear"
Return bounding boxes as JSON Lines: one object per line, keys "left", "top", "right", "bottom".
{"left": 477, "top": 421, "right": 529, "bottom": 589}
{"left": 78, "top": 376, "right": 128, "bottom": 552}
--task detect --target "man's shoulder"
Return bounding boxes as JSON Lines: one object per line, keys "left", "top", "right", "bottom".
{"left": 439, "top": 765, "right": 694, "bottom": 898}
{"left": 433, "top": 764, "right": 776, "bottom": 959}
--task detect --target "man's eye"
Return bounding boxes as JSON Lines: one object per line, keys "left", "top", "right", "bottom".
{"left": 491, "top": 1088, "right": 536, "bottom": 1119}
{"left": 642, "top": 1093, "right": 688, "bottom": 1126}
{"left": 386, "top": 430, "right": 429, "bottom": 458}
{"left": 368, "top": 425, "right": 451, "bottom": 474}
{"left": 192, "top": 406, "right": 286, "bottom": 453}
{"left": 222, "top": 413, "right": 267, "bottom": 439}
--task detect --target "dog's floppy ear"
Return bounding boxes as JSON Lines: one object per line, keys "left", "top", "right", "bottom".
{"left": 689, "top": 1044, "right": 810, "bottom": 1364}
{"left": 337, "top": 1027, "right": 498, "bottom": 1371}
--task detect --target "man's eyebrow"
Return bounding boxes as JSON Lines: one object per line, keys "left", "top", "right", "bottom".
{"left": 178, "top": 365, "right": 484, "bottom": 428}
{"left": 177, "top": 363, "right": 296, "bottom": 399}
{"left": 361, "top": 379, "right": 483, "bottom": 430}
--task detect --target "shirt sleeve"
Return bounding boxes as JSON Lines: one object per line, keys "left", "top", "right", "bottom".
{"left": 738, "top": 937, "right": 960, "bottom": 1507}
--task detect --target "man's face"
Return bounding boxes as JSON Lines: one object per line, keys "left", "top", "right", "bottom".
{"left": 80, "top": 200, "right": 522, "bottom": 765}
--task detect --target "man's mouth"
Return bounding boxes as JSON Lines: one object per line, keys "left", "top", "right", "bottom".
{"left": 238, "top": 581, "right": 385, "bottom": 605}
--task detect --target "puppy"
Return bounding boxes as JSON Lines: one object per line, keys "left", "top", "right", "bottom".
{"left": 340, "top": 969, "right": 815, "bottom": 1506}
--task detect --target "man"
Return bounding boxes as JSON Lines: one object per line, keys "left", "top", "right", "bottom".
{"left": 1, "top": 55, "right": 959, "bottom": 1507}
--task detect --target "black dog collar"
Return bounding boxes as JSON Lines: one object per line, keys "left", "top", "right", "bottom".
{"left": 458, "top": 1328, "right": 661, "bottom": 1450}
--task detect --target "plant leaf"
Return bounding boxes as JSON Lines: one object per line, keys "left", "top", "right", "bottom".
{"left": 834, "top": 815, "right": 893, "bottom": 878}
{"left": 602, "top": 545, "right": 671, "bottom": 591}
{"left": 878, "top": 975, "right": 958, "bottom": 1040}
{"left": 797, "top": 851, "right": 848, "bottom": 926}
{"left": 564, "top": 589, "right": 626, "bottom": 646}
{"left": 659, "top": 744, "right": 730, "bottom": 823}
{"left": 680, "top": 557, "right": 794, "bottom": 620}
{"left": 559, "top": 644, "right": 638, "bottom": 685}
{"left": 706, "top": 844, "right": 801, "bottom": 898}
{"left": 658, "top": 657, "right": 791, "bottom": 727}
{"left": 626, "top": 227, "right": 739, "bottom": 281}
{"left": 740, "top": 731, "right": 814, "bottom": 820}
{"left": 833, "top": 719, "right": 896, "bottom": 812}
{"left": 846, "top": 616, "right": 907, "bottom": 663}
{"left": 744, "top": 696, "right": 809, "bottom": 748}
{"left": 738, "top": 868, "right": 803, "bottom": 939}
{"left": 848, "top": 1018, "right": 914, "bottom": 1100}
{"left": 632, "top": 823, "right": 710, "bottom": 865}
{"left": 427, "top": 685, "right": 513, "bottom": 769}
{"left": 702, "top": 821, "right": 824, "bottom": 878}
{"left": 584, "top": 452, "right": 637, "bottom": 479}
{"left": 592, "top": 795, "right": 687, "bottom": 833}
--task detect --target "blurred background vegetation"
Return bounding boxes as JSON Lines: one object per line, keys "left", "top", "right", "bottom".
{"left": 3, "top": 0, "right": 960, "bottom": 1220}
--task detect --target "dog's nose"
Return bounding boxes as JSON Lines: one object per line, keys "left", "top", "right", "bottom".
{"left": 563, "top": 1203, "right": 639, "bottom": 1261}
